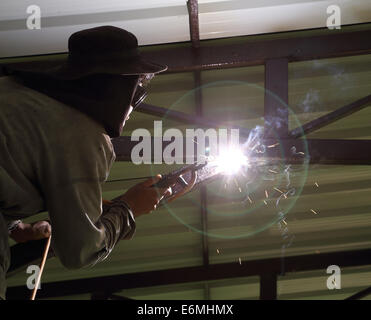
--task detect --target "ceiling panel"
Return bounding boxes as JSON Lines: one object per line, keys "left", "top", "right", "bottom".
{"left": 1, "top": 0, "right": 371, "bottom": 58}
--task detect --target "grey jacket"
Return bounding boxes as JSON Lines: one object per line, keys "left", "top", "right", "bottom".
{"left": 0, "top": 76, "right": 136, "bottom": 299}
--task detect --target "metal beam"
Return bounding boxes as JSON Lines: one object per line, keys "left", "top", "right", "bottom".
{"left": 345, "top": 286, "right": 371, "bottom": 300}
{"left": 187, "top": 0, "right": 200, "bottom": 48}
{"left": 91, "top": 291, "right": 132, "bottom": 300}
{"left": 137, "top": 103, "right": 218, "bottom": 126}
{"left": 188, "top": 13, "right": 210, "bottom": 295}
{"left": 291, "top": 94, "right": 371, "bottom": 138}
{"left": 260, "top": 273, "right": 277, "bottom": 300}
{"left": 7, "top": 248, "right": 371, "bottom": 299}
{"left": 2, "top": 28, "right": 371, "bottom": 74}
{"left": 264, "top": 58, "right": 289, "bottom": 138}
{"left": 112, "top": 137, "right": 371, "bottom": 165}
{"left": 200, "top": 185, "right": 209, "bottom": 267}
{"left": 139, "top": 29, "right": 371, "bottom": 73}
{"left": 263, "top": 138, "right": 371, "bottom": 165}
{"left": 192, "top": 69, "right": 209, "bottom": 270}
{"left": 137, "top": 103, "right": 251, "bottom": 136}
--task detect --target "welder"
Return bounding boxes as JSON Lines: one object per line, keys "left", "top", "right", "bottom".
{"left": 0, "top": 26, "right": 173, "bottom": 299}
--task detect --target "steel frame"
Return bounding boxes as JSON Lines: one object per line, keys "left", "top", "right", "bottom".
{"left": 108, "top": 17, "right": 371, "bottom": 299}
{"left": 111, "top": 137, "right": 371, "bottom": 165}
{"left": 139, "top": 29, "right": 371, "bottom": 73}
{"left": 7, "top": 248, "right": 371, "bottom": 299}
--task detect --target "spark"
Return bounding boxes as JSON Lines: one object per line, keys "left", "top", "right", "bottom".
{"left": 315, "top": 182, "right": 319, "bottom": 188}
{"left": 238, "top": 187, "right": 242, "bottom": 193}
{"left": 267, "top": 142, "right": 279, "bottom": 148}
{"left": 238, "top": 257, "right": 242, "bottom": 265}
{"left": 274, "top": 187, "right": 284, "bottom": 194}
{"left": 263, "top": 200, "right": 268, "bottom": 205}
{"left": 216, "top": 249, "right": 220, "bottom": 254}
{"left": 269, "top": 169, "right": 278, "bottom": 174}
{"left": 265, "top": 190, "right": 269, "bottom": 198}
{"left": 234, "top": 178, "right": 239, "bottom": 188}
{"left": 310, "top": 209, "right": 318, "bottom": 215}
{"left": 298, "top": 151, "right": 305, "bottom": 155}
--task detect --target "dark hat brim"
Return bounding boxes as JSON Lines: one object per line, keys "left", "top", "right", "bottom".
{"left": 2, "top": 55, "right": 167, "bottom": 80}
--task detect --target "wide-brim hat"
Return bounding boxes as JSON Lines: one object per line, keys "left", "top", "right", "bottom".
{"left": 2, "top": 26, "right": 167, "bottom": 80}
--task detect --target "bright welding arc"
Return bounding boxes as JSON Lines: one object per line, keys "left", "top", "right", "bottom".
{"left": 209, "top": 146, "right": 249, "bottom": 176}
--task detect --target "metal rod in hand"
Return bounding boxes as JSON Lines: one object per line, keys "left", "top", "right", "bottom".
{"left": 30, "top": 235, "right": 51, "bottom": 300}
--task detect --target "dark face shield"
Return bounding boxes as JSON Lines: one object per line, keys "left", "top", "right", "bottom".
{"left": 132, "top": 73, "right": 154, "bottom": 110}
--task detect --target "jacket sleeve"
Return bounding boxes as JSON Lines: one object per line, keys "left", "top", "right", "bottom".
{"left": 43, "top": 133, "right": 136, "bottom": 269}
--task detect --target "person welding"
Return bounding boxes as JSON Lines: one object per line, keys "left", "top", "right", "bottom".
{"left": 0, "top": 26, "right": 177, "bottom": 299}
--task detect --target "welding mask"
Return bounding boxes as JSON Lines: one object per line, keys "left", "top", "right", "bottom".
{"left": 131, "top": 73, "right": 154, "bottom": 110}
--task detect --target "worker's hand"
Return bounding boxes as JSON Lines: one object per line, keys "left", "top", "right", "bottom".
{"left": 119, "top": 175, "right": 172, "bottom": 218}
{"left": 10, "top": 220, "right": 51, "bottom": 243}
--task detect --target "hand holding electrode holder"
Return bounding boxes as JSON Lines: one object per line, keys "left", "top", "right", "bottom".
{"left": 151, "top": 162, "right": 207, "bottom": 204}
{"left": 104, "top": 146, "right": 250, "bottom": 215}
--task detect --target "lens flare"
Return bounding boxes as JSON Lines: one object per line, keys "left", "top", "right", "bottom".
{"left": 213, "top": 147, "right": 249, "bottom": 175}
